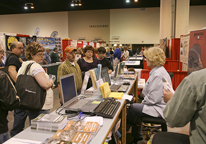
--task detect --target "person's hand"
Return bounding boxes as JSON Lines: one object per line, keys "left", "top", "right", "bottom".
{"left": 49, "top": 79, "right": 55, "bottom": 89}
{"left": 163, "top": 89, "right": 173, "bottom": 103}
{"left": 108, "top": 70, "right": 112, "bottom": 74}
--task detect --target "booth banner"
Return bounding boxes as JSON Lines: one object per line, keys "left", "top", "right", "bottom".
{"left": 77, "top": 40, "right": 83, "bottom": 48}
{"left": 37, "top": 37, "right": 55, "bottom": 49}
{"left": 83, "top": 41, "right": 87, "bottom": 48}
{"left": 188, "top": 29, "right": 206, "bottom": 75}
{"left": 71, "top": 40, "right": 77, "bottom": 48}
{"left": 180, "top": 34, "right": 190, "bottom": 63}
{"left": 96, "top": 43, "right": 100, "bottom": 48}
{"left": 89, "top": 42, "right": 94, "bottom": 47}
{"left": 160, "top": 38, "right": 167, "bottom": 54}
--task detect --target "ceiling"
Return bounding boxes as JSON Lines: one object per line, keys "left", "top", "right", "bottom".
{"left": 0, "top": 0, "right": 206, "bottom": 15}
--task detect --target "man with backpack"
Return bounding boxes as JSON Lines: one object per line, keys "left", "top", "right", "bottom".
{"left": 0, "top": 41, "right": 23, "bottom": 143}
{"left": 5, "top": 42, "right": 24, "bottom": 138}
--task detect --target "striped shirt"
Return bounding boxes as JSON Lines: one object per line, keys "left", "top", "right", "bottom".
{"left": 57, "top": 59, "right": 82, "bottom": 91}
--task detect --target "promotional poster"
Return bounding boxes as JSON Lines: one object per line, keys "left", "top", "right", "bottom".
{"left": 188, "top": 29, "right": 206, "bottom": 75}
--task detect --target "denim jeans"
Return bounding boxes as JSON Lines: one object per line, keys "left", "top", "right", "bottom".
{"left": 10, "top": 109, "right": 50, "bottom": 137}
{"left": 0, "top": 131, "right": 9, "bottom": 144}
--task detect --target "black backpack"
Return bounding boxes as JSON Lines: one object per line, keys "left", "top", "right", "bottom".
{"left": 15, "top": 62, "right": 46, "bottom": 111}
{"left": 0, "top": 68, "right": 20, "bottom": 111}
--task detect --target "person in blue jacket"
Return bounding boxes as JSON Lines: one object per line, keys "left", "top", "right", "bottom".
{"left": 113, "top": 46, "right": 121, "bottom": 70}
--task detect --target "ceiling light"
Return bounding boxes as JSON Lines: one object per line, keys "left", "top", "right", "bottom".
{"left": 24, "top": 5, "right": 28, "bottom": 9}
{"left": 126, "top": 0, "right": 130, "bottom": 3}
{"left": 31, "top": 5, "right": 34, "bottom": 9}
{"left": 71, "top": 0, "right": 82, "bottom": 7}
{"left": 134, "top": 0, "right": 138, "bottom": 2}
{"left": 24, "top": 3, "right": 34, "bottom": 10}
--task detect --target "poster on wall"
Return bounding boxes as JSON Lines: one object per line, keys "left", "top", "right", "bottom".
{"left": 71, "top": 40, "right": 77, "bottom": 48}
{"left": 37, "top": 37, "right": 55, "bottom": 49}
{"left": 83, "top": 41, "right": 87, "bottom": 48}
{"left": 5, "top": 35, "right": 19, "bottom": 57}
{"left": 89, "top": 42, "right": 94, "bottom": 47}
{"left": 160, "top": 38, "right": 167, "bottom": 55}
{"left": 180, "top": 34, "right": 190, "bottom": 63}
{"left": 187, "top": 29, "right": 206, "bottom": 75}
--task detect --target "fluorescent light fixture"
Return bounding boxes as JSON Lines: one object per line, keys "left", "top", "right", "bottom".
{"left": 126, "top": 0, "right": 130, "bottom": 3}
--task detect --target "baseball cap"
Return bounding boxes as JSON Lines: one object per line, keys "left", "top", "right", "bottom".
{"left": 64, "top": 45, "right": 76, "bottom": 53}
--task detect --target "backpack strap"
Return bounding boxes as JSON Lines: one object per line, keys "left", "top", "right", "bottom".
{"left": 24, "top": 62, "right": 35, "bottom": 75}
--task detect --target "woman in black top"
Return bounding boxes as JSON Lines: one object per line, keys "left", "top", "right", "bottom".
{"left": 97, "top": 47, "right": 113, "bottom": 74}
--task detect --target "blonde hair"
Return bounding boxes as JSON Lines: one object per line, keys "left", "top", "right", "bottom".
{"left": 143, "top": 47, "right": 166, "bottom": 67}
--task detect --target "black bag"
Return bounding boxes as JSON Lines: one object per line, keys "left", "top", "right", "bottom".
{"left": 0, "top": 68, "right": 20, "bottom": 111}
{"left": 15, "top": 62, "right": 46, "bottom": 111}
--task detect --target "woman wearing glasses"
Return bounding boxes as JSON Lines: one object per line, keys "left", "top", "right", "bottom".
{"left": 14, "top": 42, "right": 54, "bottom": 131}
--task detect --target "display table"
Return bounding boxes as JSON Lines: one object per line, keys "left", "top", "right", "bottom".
{"left": 6, "top": 73, "right": 139, "bottom": 144}
{"left": 42, "top": 62, "right": 62, "bottom": 86}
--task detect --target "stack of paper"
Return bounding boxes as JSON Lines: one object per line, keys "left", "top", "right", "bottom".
{"left": 31, "top": 113, "right": 68, "bottom": 132}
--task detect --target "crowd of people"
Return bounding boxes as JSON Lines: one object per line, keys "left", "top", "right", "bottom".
{"left": 0, "top": 42, "right": 205, "bottom": 144}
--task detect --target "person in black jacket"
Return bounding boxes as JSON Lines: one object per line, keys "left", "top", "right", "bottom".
{"left": 97, "top": 47, "right": 113, "bottom": 74}
{"left": 0, "top": 42, "right": 23, "bottom": 143}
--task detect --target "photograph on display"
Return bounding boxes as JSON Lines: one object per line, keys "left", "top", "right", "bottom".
{"left": 188, "top": 29, "right": 206, "bottom": 75}
{"left": 180, "top": 34, "right": 190, "bottom": 64}
{"left": 55, "top": 37, "right": 62, "bottom": 50}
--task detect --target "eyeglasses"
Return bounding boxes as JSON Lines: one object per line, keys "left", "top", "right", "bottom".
{"left": 36, "top": 53, "right": 45, "bottom": 57}
{"left": 17, "top": 47, "right": 24, "bottom": 50}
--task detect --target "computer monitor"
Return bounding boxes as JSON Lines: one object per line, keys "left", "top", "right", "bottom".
{"left": 59, "top": 73, "right": 77, "bottom": 105}
{"left": 101, "top": 67, "right": 111, "bottom": 85}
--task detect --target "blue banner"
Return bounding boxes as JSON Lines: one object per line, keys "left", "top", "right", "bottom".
{"left": 37, "top": 37, "right": 55, "bottom": 49}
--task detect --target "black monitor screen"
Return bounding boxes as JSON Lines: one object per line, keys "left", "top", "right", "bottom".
{"left": 60, "top": 74, "right": 77, "bottom": 104}
{"left": 101, "top": 67, "right": 111, "bottom": 85}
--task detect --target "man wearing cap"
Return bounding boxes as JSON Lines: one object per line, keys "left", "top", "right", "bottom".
{"left": 50, "top": 47, "right": 60, "bottom": 63}
{"left": 57, "top": 46, "right": 82, "bottom": 105}
{"left": 43, "top": 47, "right": 51, "bottom": 64}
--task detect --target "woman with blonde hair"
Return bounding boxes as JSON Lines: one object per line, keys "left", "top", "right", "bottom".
{"left": 127, "top": 47, "right": 172, "bottom": 144}
{"left": 11, "top": 42, "right": 54, "bottom": 137}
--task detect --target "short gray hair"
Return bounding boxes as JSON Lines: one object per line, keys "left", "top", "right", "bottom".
{"left": 10, "top": 42, "right": 17, "bottom": 50}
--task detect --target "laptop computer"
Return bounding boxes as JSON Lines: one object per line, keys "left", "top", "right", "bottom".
{"left": 101, "top": 67, "right": 129, "bottom": 92}
{"left": 60, "top": 73, "right": 101, "bottom": 114}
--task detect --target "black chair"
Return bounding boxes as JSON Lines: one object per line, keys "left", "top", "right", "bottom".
{"left": 152, "top": 132, "right": 190, "bottom": 144}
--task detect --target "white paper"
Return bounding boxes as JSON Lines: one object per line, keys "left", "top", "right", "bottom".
{"left": 4, "top": 138, "right": 41, "bottom": 144}
{"left": 125, "top": 61, "right": 140, "bottom": 65}
{"left": 84, "top": 116, "right": 103, "bottom": 126}
{"left": 122, "top": 94, "right": 133, "bottom": 101}
{"left": 162, "top": 76, "right": 175, "bottom": 93}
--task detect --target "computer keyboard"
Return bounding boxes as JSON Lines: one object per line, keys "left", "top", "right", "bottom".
{"left": 94, "top": 98, "right": 121, "bottom": 119}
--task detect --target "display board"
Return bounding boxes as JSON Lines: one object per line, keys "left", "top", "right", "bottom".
{"left": 188, "top": 29, "right": 206, "bottom": 75}
{"left": 37, "top": 37, "right": 55, "bottom": 49}
{"left": 180, "top": 34, "right": 190, "bottom": 63}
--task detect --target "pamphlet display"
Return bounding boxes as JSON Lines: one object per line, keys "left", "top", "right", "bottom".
{"left": 180, "top": 34, "right": 190, "bottom": 64}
